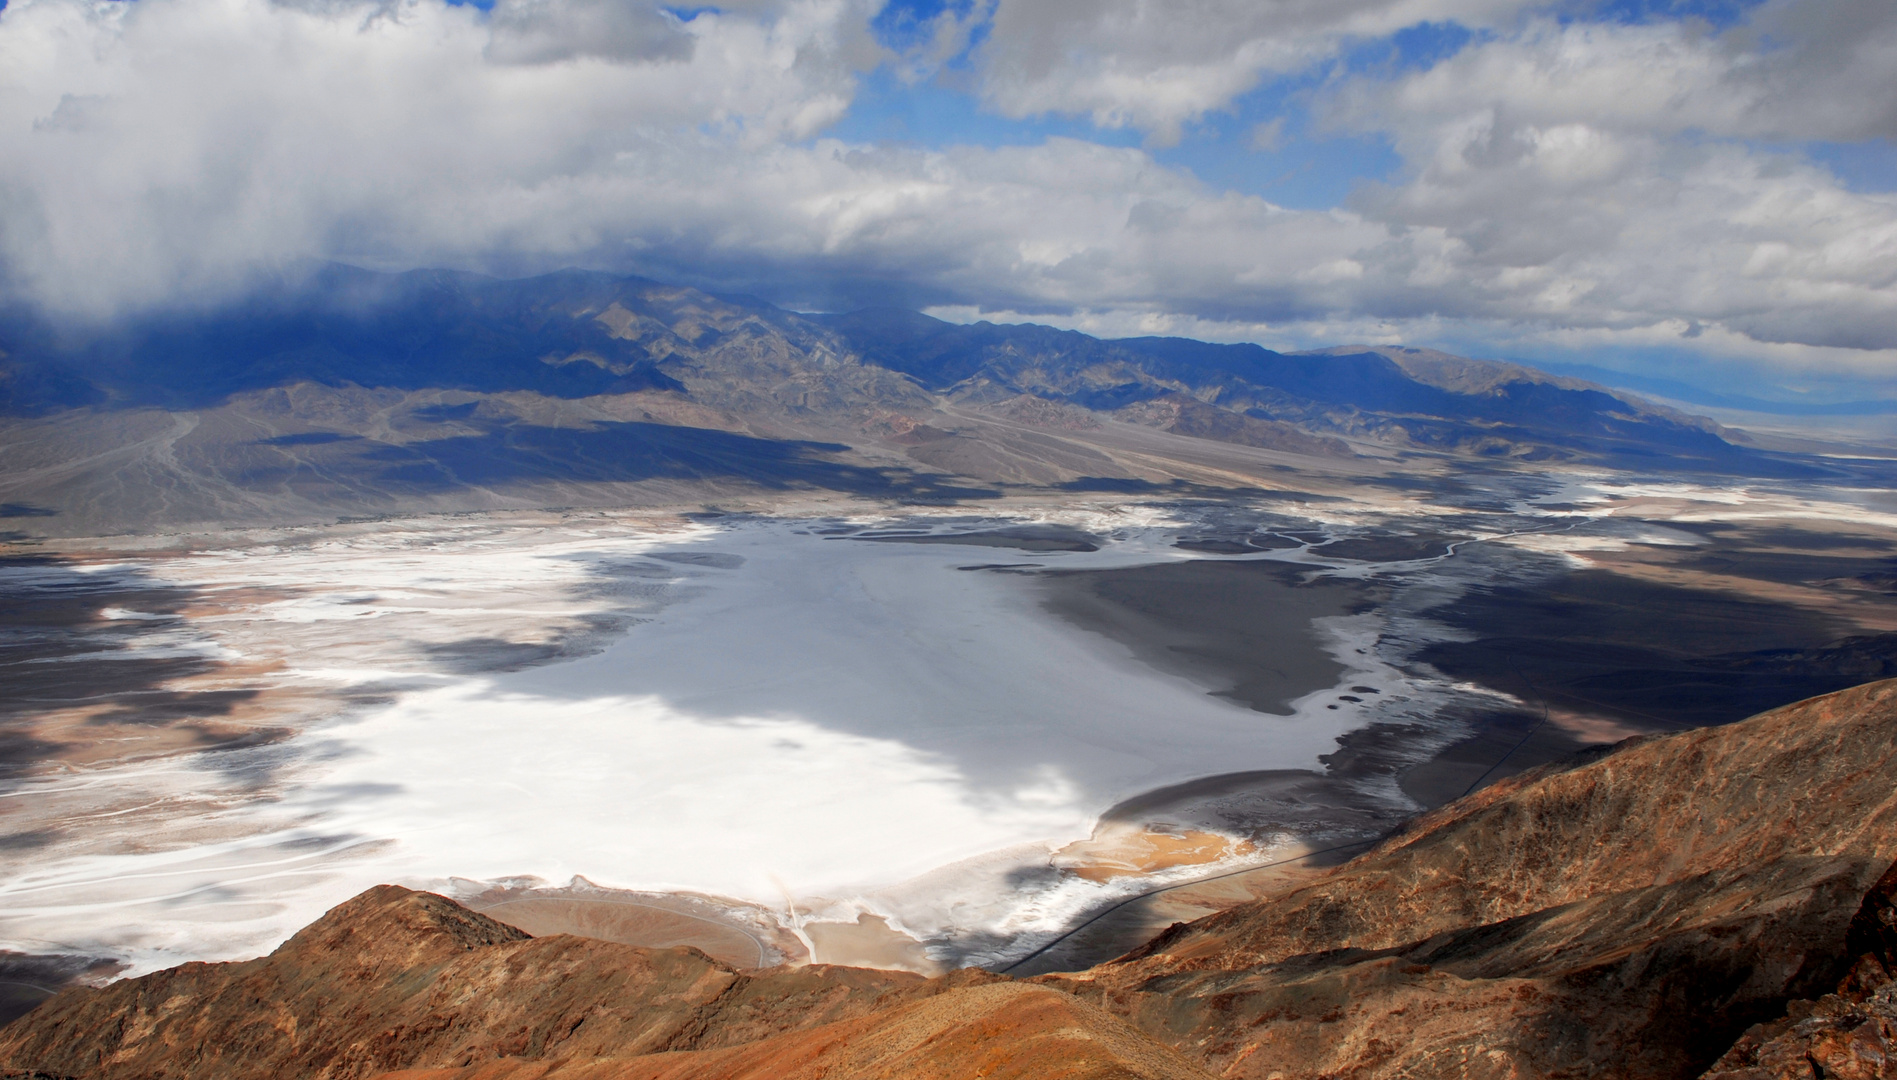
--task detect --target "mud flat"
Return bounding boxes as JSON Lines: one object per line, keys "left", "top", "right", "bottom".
{"left": 0, "top": 505, "right": 1400, "bottom": 981}
{"left": 1035, "top": 558, "right": 1372, "bottom": 716}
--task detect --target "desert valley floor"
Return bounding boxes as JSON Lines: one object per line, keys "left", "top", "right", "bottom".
{"left": 6, "top": 458, "right": 1897, "bottom": 1013}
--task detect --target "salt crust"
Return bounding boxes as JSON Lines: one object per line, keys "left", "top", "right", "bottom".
{"left": 15, "top": 484, "right": 1834, "bottom": 973}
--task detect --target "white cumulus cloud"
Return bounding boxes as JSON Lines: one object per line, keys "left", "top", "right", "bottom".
{"left": 1325, "top": 10, "right": 1897, "bottom": 350}
{"left": 0, "top": 0, "right": 873, "bottom": 313}
{"left": 970, "top": 0, "right": 1540, "bottom": 144}
{"left": 0, "top": 0, "right": 1891, "bottom": 378}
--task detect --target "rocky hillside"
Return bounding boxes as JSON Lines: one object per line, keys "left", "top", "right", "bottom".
{"left": 1053, "top": 676, "right": 1897, "bottom": 1078}
{"left": 1702, "top": 859, "right": 1897, "bottom": 1080}
{"left": 6, "top": 679, "right": 1897, "bottom": 1080}
{"left": 0, "top": 886, "right": 1211, "bottom": 1080}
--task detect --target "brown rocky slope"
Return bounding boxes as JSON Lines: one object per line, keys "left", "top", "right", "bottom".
{"left": 0, "top": 885, "right": 1209, "bottom": 1080}
{"left": 1056, "top": 676, "right": 1897, "bottom": 1078}
{"left": 7, "top": 679, "right": 1897, "bottom": 1080}
{"left": 1701, "top": 858, "right": 1897, "bottom": 1080}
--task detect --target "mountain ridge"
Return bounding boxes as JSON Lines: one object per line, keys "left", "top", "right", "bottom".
{"left": 0, "top": 266, "right": 1841, "bottom": 536}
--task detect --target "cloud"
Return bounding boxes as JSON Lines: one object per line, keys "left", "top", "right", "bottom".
{"left": 0, "top": 0, "right": 1891, "bottom": 377}
{"left": 1335, "top": 3, "right": 1897, "bottom": 143}
{"left": 1321, "top": 11, "right": 1897, "bottom": 350}
{"left": 0, "top": 0, "right": 872, "bottom": 314}
{"left": 1343, "top": 134, "right": 1897, "bottom": 350}
{"left": 969, "top": 0, "right": 1538, "bottom": 144}
{"left": 1247, "top": 116, "right": 1285, "bottom": 152}
{"left": 485, "top": 0, "right": 694, "bottom": 65}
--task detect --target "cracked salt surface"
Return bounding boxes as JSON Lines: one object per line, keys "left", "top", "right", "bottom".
{"left": 0, "top": 505, "right": 1499, "bottom": 974}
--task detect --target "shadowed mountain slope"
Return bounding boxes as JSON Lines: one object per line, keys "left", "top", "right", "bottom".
{"left": 0, "top": 266, "right": 1837, "bottom": 535}
{"left": 7, "top": 680, "right": 1897, "bottom": 1080}
{"left": 1700, "top": 859, "right": 1897, "bottom": 1079}
{"left": 814, "top": 308, "right": 1782, "bottom": 470}
{"left": 0, "top": 267, "right": 916, "bottom": 416}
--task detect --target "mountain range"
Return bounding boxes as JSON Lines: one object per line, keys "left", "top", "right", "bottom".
{"left": 0, "top": 266, "right": 1838, "bottom": 536}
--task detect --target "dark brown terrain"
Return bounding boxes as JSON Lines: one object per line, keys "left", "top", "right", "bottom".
{"left": 7, "top": 678, "right": 1897, "bottom": 1080}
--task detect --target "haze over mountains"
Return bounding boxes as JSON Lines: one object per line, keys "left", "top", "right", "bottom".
{"left": 0, "top": 265, "right": 1849, "bottom": 536}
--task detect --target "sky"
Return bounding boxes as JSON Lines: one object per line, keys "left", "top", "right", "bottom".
{"left": 0, "top": 0, "right": 1893, "bottom": 403}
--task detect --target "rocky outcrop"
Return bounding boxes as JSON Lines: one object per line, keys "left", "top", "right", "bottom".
{"left": 1703, "top": 985, "right": 1897, "bottom": 1080}
{"left": 1054, "top": 678, "right": 1897, "bottom": 1078}
{"left": 7, "top": 680, "right": 1897, "bottom": 1080}
{"left": 1700, "top": 860, "right": 1897, "bottom": 1079}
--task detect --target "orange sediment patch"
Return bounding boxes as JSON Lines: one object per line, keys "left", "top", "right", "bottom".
{"left": 1052, "top": 822, "right": 1257, "bottom": 884}
{"left": 801, "top": 913, "right": 938, "bottom": 975}
{"left": 1006, "top": 842, "right": 1334, "bottom": 975}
